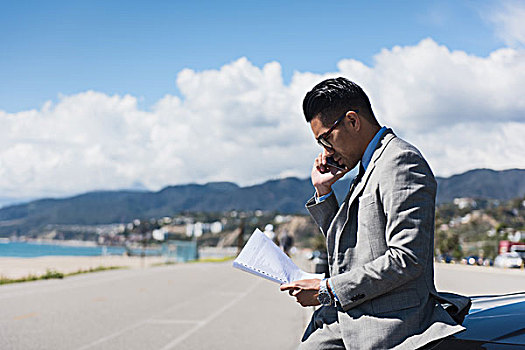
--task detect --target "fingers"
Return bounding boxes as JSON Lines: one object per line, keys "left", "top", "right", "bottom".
{"left": 281, "top": 282, "right": 302, "bottom": 298}
{"left": 314, "top": 153, "right": 328, "bottom": 174}
{"left": 279, "top": 283, "right": 296, "bottom": 291}
{"left": 320, "top": 151, "right": 327, "bottom": 165}
{"left": 283, "top": 285, "right": 301, "bottom": 297}
{"left": 315, "top": 152, "right": 348, "bottom": 175}
{"left": 293, "top": 290, "right": 321, "bottom": 307}
{"left": 282, "top": 285, "right": 320, "bottom": 307}
{"left": 320, "top": 152, "right": 329, "bottom": 173}
{"left": 288, "top": 288, "right": 302, "bottom": 298}
{"left": 292, "top": 289, "right": 301, "bottom": 297}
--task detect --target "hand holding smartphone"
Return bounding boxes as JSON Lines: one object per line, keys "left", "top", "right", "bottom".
{"left": 325, "top": 157, "right": 347, "bottom": 171}
{"left": 312, "top": 154, "right": 348, "bottom": 195}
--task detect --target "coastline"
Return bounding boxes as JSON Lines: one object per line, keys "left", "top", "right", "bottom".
{"left": 17, "top": 239, "right": 99, "bottom": 247}
{"left": 0, "top": 255, "right": 166, "bottom": 280}
{"left": 0, "top": 238, "right": 99, "bottom": 247}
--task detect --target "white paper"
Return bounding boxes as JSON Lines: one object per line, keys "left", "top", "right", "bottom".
{"left": 233, "top": 228, "right": 324, "bottom": 284}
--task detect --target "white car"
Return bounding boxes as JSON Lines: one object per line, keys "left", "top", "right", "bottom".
{"left": 494, "top": 252, "right": 523, "bottom": 268}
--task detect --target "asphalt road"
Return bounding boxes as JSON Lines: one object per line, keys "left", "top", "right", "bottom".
{"left": 1, "top": 261, "right": 525, "bottom": 350}
{"left": 0, "top": 261, "right": 311, "bottom": 350}
{"left": 434, "top": 262, "right": 525, "bottom": 295}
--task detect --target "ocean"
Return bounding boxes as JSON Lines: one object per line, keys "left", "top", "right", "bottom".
{"left": 0, "top": 241, "right": 126, "bottom": 258}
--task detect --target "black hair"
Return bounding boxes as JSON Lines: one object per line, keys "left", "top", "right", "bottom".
{"left": 302, "top": 77, "right": 378, "bottom": 126}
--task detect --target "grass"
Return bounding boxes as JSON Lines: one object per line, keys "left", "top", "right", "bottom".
{"left": 0, "top": 266, "right": 126, "bottom": 285}
{"left": 65, "top": 265, "right": 126, "bottom": 276}
{"left": 188, "top": 256, "right": 235, "bottom": 263}
{"left": 0, "top": 256, "right": 236, "bottom": 285}
{"left": 151, "top": 256, "right": 235, "bottom": 267}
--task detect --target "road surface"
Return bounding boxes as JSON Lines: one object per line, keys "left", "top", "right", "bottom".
{"left": 1, "top": 261, "right": 524, "bottom": 349}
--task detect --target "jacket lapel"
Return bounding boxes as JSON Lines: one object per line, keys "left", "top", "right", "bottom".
{"left": 334, "top": 130, "right": 396, "bottom": 245}
{"left": 347, "top": 130, "right": 395, "bottom": 208}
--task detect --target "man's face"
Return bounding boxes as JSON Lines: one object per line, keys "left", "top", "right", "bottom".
{"left": 310, "top": 113, "right": 362, "bottom": 170}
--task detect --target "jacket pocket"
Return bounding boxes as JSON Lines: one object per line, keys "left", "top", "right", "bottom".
{"left": 358, "top": 192, "right": 375, "bottom": 208}
{"left": 371, "top": 288, "right": 420, "bottom": 314}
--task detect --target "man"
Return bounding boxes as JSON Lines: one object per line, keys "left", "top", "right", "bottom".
{"left": 280, "top": 78, "right": 469, "bottom": 349}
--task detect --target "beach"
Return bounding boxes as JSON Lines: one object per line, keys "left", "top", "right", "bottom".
{"left": 0, "top": 255, "right": 166, "bottom": 279}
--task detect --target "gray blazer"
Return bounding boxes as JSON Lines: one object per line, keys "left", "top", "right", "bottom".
{"left": 306, "top": 129, "right": 468, "bottom": 349}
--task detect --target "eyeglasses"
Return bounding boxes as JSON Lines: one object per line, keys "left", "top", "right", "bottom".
{"left": 316, "top": 109, "right": 358, "bottom": 150}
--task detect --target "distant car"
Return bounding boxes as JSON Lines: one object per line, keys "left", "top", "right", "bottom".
{"left": 482, "top": 258, "right": 494, "bottom": 267}
{"left": 511, "top": 248, "right": 525, "bottom": 261}
{"left": 437, "top": 254, "right": 454, "bottom": 264}
{"left": 433, "top": 292, "right": 525, "bottom": 349}
{"left": 494, "top": 252, "right": 523, "bottom": 269}
{"left": 462, "top": 255, "right": 483, "bottom": 266}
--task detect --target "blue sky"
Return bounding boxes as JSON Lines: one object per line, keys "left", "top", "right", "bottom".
{"left": 0, "top": 0, "right": 503, "bottom": 112}
{"left": 0, "top": 0, "right": 524, "bottom": 204}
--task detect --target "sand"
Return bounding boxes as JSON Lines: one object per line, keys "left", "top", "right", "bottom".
{"left": 0, "top": 255, "right": 167, "bottom": 279}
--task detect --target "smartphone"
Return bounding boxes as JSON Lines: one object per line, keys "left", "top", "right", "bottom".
{"left": 326, "top": 157, "right": 347, "bottom": 171}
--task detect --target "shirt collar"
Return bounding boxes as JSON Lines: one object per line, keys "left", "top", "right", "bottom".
{"left": 361, "top": 126, "right": 387, "bottom": 171}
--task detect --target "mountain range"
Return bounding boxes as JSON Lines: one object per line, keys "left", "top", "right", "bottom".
{"left": 0, "top": 168, "right": 523, "bottom": 236}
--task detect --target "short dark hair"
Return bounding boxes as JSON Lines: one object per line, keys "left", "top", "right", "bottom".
{"left": 302, "top": 77, "right": 378, "bottom": 126}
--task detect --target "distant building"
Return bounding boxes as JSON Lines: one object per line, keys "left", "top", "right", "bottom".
{"left": 152, "top": 228, "right": 167, "bottom": 241}
{"left": 187, "top": 222, "right": 203, "bottom": 237}
{"left": 274, "top": 215, "right": 293, "bottom": 224}
{"left": 210, "top": 221, "right": 223, "bottom": 234}
{"left": 453, "top": 197, "right": 477, "bottom": 210}
{"left": 186, "top": 221, "right": 223, "bottom": 237}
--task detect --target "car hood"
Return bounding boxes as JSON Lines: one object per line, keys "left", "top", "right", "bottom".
{"left": 453, "top": 292, "right": 525, "bottom": 344}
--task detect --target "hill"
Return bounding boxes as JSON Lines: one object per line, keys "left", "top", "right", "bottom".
{"left": 0, "top": 168, "right": 523, "bottom": 236}
{"left": 435, "top": 169, "right": 525, "bottom": 203}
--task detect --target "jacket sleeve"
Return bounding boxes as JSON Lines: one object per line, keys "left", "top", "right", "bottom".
{"left": 331, "top": 148, "right": 437, "bottom": 311}
{"left": 306, "top": 192, "right": 339, "bottom": 237}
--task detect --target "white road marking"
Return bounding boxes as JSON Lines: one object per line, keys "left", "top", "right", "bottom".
{"left": 74, "top": 278, "right": 240, "bottom": 350}
{"left": 157, "top": 280, "right": 261, "bottom": 350}
{"left": 75, "top": 300, "right": 190, "bottom": 350}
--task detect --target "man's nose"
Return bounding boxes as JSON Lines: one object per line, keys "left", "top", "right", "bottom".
{"left": 323, "top": 147, "right": 335, "bottom": 156}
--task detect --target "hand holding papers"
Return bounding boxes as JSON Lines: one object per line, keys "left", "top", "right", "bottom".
{"left": 233, "top": 228, "right": 324, "bottom": 284}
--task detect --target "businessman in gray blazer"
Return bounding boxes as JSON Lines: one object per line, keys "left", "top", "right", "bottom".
{"left": 281, "top": 78, "right": 469, "bottom": 349}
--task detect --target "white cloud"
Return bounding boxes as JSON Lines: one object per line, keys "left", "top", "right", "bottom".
{"left": 0, "top": 39, "right": 524, "bottom": 200}
{"left": 486, "top": 0, "right": 525, "bottom": 47}
{"left": 335, "top": 38, "right": 525, "bottom": 176}
{"left": 338, "top": 39, "right": 525, "bottom": 131}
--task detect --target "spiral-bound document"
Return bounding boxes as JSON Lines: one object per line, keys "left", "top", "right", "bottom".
{"left": 233, "top": 228, "right": 324, "bottom": 284}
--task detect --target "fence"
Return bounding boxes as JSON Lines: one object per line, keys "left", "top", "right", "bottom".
{"left": 162, "top": 240, "right": 198, "bottom": 262}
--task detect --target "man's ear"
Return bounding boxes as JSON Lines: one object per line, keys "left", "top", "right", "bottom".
{"left": 346, "top": 111, "right": 360, "bottom": 131}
